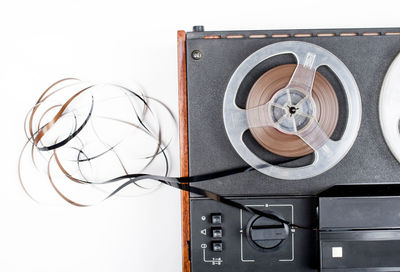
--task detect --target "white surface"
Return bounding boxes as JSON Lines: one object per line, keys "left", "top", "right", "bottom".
{"left": 0, "top": 0, "right": 399, "bottom": 271}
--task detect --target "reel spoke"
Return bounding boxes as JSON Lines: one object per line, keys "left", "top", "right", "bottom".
{"left": 246, "top": 102, "right": 274, "bottom": 129}
{"left": 297, "top": 117, "right": 330, "bottom": 151}
{"left": 286, "top": 52, "right": 317, "bottom": 95}
{"left": 231, "top": 107, "right": 251, "bottom": 135}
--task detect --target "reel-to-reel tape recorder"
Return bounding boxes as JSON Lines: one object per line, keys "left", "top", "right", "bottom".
{"left": 178, "top": 27, "right": 400, "bottom": 272}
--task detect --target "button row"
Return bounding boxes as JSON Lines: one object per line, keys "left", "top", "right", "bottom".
{"left": 210, "top": 213, "right": 223, "bottom": 252}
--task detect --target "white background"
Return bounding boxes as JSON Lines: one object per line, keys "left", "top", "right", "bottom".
{"left": 0, "top": 0, "right": 399, "bottom": 271}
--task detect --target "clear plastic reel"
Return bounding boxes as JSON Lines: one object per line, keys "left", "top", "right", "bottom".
{"left": 223, "top": 41, "right": 362, "bottom": 180}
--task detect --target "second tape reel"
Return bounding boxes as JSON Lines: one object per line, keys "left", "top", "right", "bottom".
{"left": 380, "top": 52, "right": 400, "bottom": 163}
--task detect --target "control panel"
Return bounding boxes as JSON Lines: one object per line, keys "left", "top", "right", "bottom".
{"left": 190, "top": 197, "right": 318, "bottom": 272}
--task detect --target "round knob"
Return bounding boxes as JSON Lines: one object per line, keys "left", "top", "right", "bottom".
{"left": 246, "top": 213, "right": 289, "bottom": 251}
{"left": 192, "top": 25, "right": 204, "bottom": 32}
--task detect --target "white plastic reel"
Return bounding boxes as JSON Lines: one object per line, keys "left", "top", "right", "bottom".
{"left": 380, "top": 52, "right": 400, "bottom": 163}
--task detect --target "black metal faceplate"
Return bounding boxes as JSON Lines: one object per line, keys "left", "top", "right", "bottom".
{"left": 190, "top": 196, "right": 318, "bottom": 272}
{"left": 186, "top": 27, "right": 400, "bottom": 272}
{"left": 186, "top": 28, "right": 400, "bottom": 197}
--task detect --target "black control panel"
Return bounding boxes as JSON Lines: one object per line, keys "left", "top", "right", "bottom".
{"left": 190, "top": 197, "right": 318, "bottom": 272}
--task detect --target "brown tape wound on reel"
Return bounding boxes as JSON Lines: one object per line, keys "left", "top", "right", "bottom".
{"left": 246, "top": 64, "right": 339, "bottom": 157}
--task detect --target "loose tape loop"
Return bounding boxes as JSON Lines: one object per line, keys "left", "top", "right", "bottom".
{"left": 19, "top": 79, "right": 315, "bottom": 230}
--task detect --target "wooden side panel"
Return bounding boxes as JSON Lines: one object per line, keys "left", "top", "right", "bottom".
{"left": 178, "top": 30, "right": 190, "bottom": 272}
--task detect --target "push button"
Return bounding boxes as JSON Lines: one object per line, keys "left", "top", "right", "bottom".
{"left": 212, "top": 228, "right": 223, "bottom": 238}
{"left": 211, "top": 214, "right": 222, "bottom": 224}
{"left": 212, "top": 241, "right": 223, "bottom": 252}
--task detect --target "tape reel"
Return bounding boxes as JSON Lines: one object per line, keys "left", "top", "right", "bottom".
{"left": 380, "top": 52, "right": 400, "bottom": 163}
{"left": 246, "top": 64, "right": 339, "bottom": 158}
{"left": 223, "top": 41, "right": 362, "bottom": 180}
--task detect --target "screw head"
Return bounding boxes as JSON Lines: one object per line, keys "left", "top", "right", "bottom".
{"left": 191, "top": 50, "right": 202, "bottom": 60}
